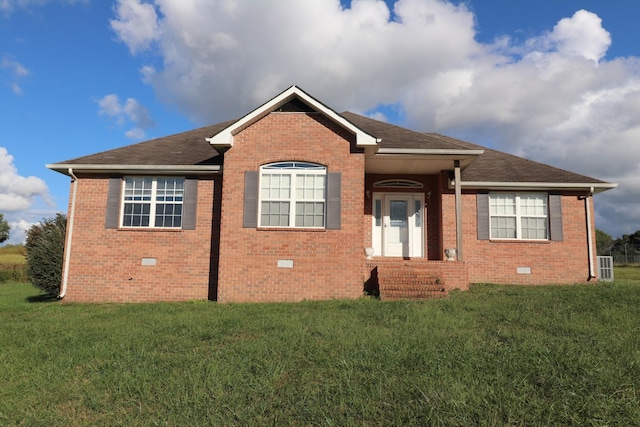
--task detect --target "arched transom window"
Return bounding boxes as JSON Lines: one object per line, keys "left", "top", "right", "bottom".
{"left": 374, "top": 179, "right": 423, "bottom": 188}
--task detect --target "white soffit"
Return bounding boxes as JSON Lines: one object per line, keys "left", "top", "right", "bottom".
{"left": 205, "top": 85, "right": 379, "bottom": 148}
{"left": 365, "top": 150, "right": 483, "bottom": 174}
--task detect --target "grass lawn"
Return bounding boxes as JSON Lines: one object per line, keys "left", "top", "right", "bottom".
{"left": 1, "top": 279, "right": 639, "bottom": 426}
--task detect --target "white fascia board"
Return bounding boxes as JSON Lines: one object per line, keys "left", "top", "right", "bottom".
{"left": 460, "top": 181, "right": 618, "bottom": 193}
{"left": 46, "top": 164, "right": 221, "bottom": 176}
{"left": 376, "top": 148, "right": 485, "bottom": 156}
{"left": 205, "top": 85, "right": 379, "bottom": 147}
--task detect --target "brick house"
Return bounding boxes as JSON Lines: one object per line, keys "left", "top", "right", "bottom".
{"left": 47, "top": 86, "right": 616, "bottom": 303}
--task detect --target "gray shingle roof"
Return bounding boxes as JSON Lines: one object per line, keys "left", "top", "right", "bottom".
{"left": 422, "top": 133, "right": 607, "bottom": 185}
{"left": 52, "top": 121, "right": 232, "bottom": 166}
{"left": 342, "top": 112, "right": 607, "bottom": 185}
{"left": 50, "top": 111, "right": 609, "bottom": 186}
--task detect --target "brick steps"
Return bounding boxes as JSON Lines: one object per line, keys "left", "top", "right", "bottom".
{"left": 376, "top": 266, "right": 448, "bottom": 301}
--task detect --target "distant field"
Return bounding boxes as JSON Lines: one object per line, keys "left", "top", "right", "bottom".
{"left": 0, "top": 245, "right": 27, "bottom": 282}
{"left": 0, "top": 245, "right": 25, "bottom": 261}
{"left": 614, "top": 265, "right": 640, "bottom": 282}
{"left": 0, "top": 253, "right": 25, "bottom": 264}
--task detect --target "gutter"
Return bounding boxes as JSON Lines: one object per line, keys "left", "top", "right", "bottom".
{"left": 581, "top": 188, "right": 596, "bottom": 281}
{"left": 59, "top": 168, "right": 78, "bottom": 299}
{"left": 46, "top": 164, "right": 221, "bottom": 176}
{"left": 460, "top": 181, "right": 617, "bottom": 194}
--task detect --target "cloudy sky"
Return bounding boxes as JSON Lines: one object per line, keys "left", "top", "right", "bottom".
{"left": 1, "top": 0, "right": 639, "bottom": 244}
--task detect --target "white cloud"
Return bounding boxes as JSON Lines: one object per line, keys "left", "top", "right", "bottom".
{"left": 0, "top": 147, "right": 53, "bottom": 244}
{"left": 110, "top": 0, "right": 160, "bottom": 54}
{"left": 109, "top": 0, "right": 640, "bottom": 237}
{"left": 97, "top": 93, "right": 122, "bottom": 117}
{"left": 97, "top": 93, "right": 155, "bottom": 139}
{"left": 1, "top": 55, "right": 30, "bottom": 95}
{"left": 548, "top": 10, "right": 611, "bottom": 63}
{"left": 5, "top": 219, "right": 31, "bottom": 245}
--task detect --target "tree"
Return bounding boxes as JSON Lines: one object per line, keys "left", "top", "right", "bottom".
{"left": 25, "top": 214, "right": 67, "bottom": 296}
{"left": 596, "top": 229, "right": 614, "bottom": 256}
{"left": 0, "top": 213, "right": 9, "bottom": 243}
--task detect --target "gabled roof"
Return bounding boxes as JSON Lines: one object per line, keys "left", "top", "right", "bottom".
{"left": 206, "top": 85, "right": 379, "bottom": 148}
{"left": 47, "top": 90, "right": 616, "bottom": 193}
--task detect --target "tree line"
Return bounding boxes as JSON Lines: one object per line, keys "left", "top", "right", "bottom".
{"left": 597, "top": 229, "right": 640, "bottom": 263}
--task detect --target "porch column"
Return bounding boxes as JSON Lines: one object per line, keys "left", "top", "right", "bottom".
{"left": 454, "top": 160, "right": 463, "bottom": 261}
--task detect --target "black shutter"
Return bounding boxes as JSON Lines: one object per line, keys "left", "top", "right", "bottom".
{"left": 243, "top": 171, "right": 258, "bottom": 228}
{"left": 549, "top": 194, "right": 563, "bottom": 241}
{"left": 326, "top": 172, "right": 341, "bottom": 230}
{"left": 477, "top": 192, "right": 490, "bottom": 240}
{"left": 182, "top": 178, "right": 198, "bottom": 230}
{"left": 105, "top": 177, "right": 122, "bottom": 229}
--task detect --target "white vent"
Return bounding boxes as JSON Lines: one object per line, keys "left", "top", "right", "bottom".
{"left": 597, "top": 256, "right": 614, "bottom": 282}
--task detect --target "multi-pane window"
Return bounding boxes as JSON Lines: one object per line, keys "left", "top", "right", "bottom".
{"left": 259, "top": 162, "right": 326, "bottom": 228}
{"left": 122, "top": 177, "right": 184, "bottom": 228}
{"left": 489, "top": 193, "right": 548, "bottom": 240}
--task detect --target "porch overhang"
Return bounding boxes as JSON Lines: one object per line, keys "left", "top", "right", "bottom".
{"left": 365, "top": 147, "right": 484, "bottom": 175}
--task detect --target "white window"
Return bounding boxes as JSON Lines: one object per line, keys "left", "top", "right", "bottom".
{"left": 122, "top": 177, "right": 184, "bottom": 228}
{"left": 489, "top": 193, "right": 548, "bottom": 240}
{"left": 259, "top": 162, "right": 326, "bottom": 228}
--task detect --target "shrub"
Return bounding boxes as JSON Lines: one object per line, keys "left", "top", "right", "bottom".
{"left": 25, "top": 214, "right": 67, "bottom": 296}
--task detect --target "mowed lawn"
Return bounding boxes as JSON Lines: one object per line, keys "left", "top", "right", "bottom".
{"left": 1, "top": 270, "right": 639, "bottom": 426}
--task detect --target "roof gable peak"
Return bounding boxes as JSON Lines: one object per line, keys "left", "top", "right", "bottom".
{"left": 206, "top": 85, "right": 378, "bottom": 148}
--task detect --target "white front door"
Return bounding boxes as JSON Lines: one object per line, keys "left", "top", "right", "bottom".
{"left": 385, "top": 196, "right": 411, "bottom": 256}
{"left": 372, "top": 193, "right": 424, "bottom": 257}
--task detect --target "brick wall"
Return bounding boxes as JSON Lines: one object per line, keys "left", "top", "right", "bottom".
{"left": 216, "top": 112, "right": 365, "bottom": 303}
{"left": 61, "top": 174, "right": 217, "bottom": 303}
{"left": 442, "top": 188, "right": 596, "bottom": 285}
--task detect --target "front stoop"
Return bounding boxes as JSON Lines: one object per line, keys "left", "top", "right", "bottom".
{"left": 364, "top": 259, "right": 469, "bottom": 301}
{"left": 380, "top": 271, "right": 447, "bottom": 300}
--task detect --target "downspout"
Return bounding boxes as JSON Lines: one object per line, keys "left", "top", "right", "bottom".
{"left": 59, "top": 168, "right": 78, "bottom": 299}
{"left": 454, "top": 160, "right": 463, "bottom": 261}
{"left": 583, "top": 187, "right": 596, "bottom": 281}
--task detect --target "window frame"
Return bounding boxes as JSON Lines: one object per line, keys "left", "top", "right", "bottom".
{"left": 258, "top": 162, "right": 327, "bottom": 229}
{"left": 120, "top": 176, "right": 185, "bottom": 229}
{"left": 489, "top": 192, "right": 549, "bottom": 240}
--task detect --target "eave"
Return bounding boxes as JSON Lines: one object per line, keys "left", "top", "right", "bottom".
{"left": 205, "top": 85, "right": 379, "bottom": 148}
{"left": 46, "top": 164, "right": 221, "bottom": 176}
{"left": 458, "top": 181, "right": 618, "bottom": 194}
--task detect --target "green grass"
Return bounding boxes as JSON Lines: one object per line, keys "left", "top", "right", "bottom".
{"left": 1, "top": 280, "right": 639, "bottom": 426}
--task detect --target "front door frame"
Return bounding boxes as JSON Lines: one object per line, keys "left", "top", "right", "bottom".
{"left": 371, "top": 192, "right": 424, "bottom": 257}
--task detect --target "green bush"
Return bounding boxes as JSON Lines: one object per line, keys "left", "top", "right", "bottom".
{"left": 25, "top": 214, "right": 67, "bottom": 296}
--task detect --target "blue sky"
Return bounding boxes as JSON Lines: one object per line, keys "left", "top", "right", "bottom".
{"left": 1, "top": 0, "right": 639, "bottom": 244}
